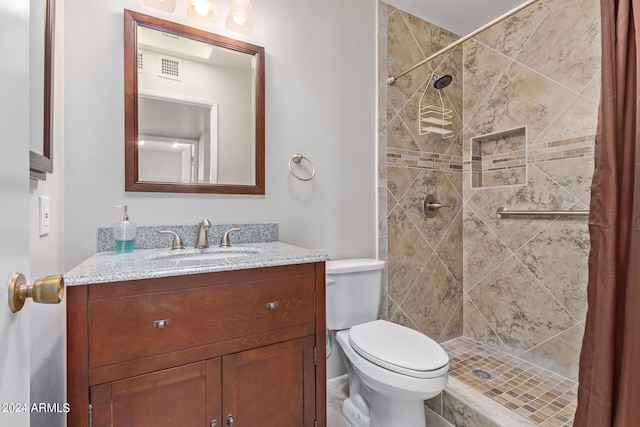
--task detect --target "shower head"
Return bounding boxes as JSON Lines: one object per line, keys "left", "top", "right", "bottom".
{"left": 434, "top": 74, "right": 453, "bottom": 90}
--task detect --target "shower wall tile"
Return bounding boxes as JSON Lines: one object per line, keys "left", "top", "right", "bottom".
{"left": 518, "top": 324, "right": 585, "bottom": 381}
{"left": 387, "top": 206, "right": 434, "bottom": 303}
{"left": 440, "top": 298, "right": 464, "bottom": 342}
{"left": 466, "top": 62, "right": 575, "bottom": 144}
{"left": 581, "top": 73, "right": 601, "bottom": 103}
{"left": 401, "top": 11, "right": 459, "bottom": 59}
{"left": 534, "top": 158, "right": 595, "bottom": 205}
{"left": 467, "top": 256, "right": 575, "bottom": 355}
{"left": 534, "top": 95, "right": 598, "bottom": 146}
{"left": 387, "top": 166, "right": 421, "bottom": 201}
{"left": 462, "top": 39, "right": 512, "bottom": 118}
{"left": 402, "top": 255, "right": 463, "bottom": 339}
{"left": 437, "top": 208, "right": 464, "bottom": 284}
{"left": 472, "top": 0, "right": 555, "bottom": 59}
{"left": 383, "top": 7, "right": 464, "bottom": 343}
{"left": 387, "top": 10, "right": 432, "bottom": 112}
{"left": 466, "top": 167, "right": 579, "bottom": 252}
{"left": 462, "top": 295, "right": 507, "bottom": 352}
{"left": 387, "top": 113, "right": 422, "bottom": 152}
{"left": 399, "top": 170, "right": 462, "bottom": 245}
{"left": 516, "top": 0, "right": 601, "bottom": 93}
{"left": 462, "top": 210, "right": 512, "bottom": 289}
{"left": 516, "top": 218, "right": 590, "bottom": 321}
{"left": 381, "top": 0, "right": 597, "bottom": 381}
{"left": 445, "top": 170, "right": 463, "bottom": 200}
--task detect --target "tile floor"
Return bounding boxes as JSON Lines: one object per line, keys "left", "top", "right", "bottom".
{"left": 441, "top": 337, "right": 578, "bottom": 427}
{"left": 327, "top": 336, "right": 578, "bottom": 427}
{"left": 327, "top": 383, "right": 350, "bottom": 427}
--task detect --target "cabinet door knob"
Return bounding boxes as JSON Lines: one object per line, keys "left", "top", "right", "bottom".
{"left": 265, "top": 301, "right": 279, "bottom": 310}
{"left": 152, "top": 319, "right": 171, "bottom": 329}
{"left": 210, "top": 420, "right": 217, "bottom": 427}
{"left": 227, "top": 414, "right": 234, "bottom": 426}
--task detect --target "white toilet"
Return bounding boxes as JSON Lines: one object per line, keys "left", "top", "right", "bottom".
{"left": 326, "top": 259, "right": 449, "bottom": 427}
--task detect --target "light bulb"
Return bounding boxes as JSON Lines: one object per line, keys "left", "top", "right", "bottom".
{"left": 232, "top": 15, "right": 246, "bottom": 25}
{"left": 226, "top": 0, "right": 254, "bottom": 34}
{"left": 193, "top": 1, "right": 210, "bottom": 16}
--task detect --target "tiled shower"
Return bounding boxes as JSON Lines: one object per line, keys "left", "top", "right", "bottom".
{"left": 378, "top": 0, "right": 600, "bottom": 424}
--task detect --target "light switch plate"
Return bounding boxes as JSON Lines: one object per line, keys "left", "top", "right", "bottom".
{"left": 39, "top": 196, "right": 50, "bottom": 236}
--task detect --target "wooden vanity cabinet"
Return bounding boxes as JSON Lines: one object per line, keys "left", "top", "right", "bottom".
{"left": 67, "top": 262, "right": 326, "bottom": 427}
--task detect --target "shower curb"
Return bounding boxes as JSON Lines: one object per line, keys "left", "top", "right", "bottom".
{"left": 429, "top": 376, "right": 536, "bottom": 427}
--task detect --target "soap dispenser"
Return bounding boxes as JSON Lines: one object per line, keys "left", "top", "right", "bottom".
{"left": 113, "top": 205, "right": 137, "bottom": 253}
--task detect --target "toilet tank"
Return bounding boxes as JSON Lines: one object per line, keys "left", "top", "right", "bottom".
{"left": 326, "top": 259, "right": 385, "bottom": 330}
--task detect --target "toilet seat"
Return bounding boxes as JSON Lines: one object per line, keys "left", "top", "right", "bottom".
{"left": 348, "top": 320, "right": 449, "bottom": 379}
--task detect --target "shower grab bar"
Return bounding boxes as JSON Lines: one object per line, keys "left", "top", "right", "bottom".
{"left": 496, "top": 207, "right": 589, "bottom": 219}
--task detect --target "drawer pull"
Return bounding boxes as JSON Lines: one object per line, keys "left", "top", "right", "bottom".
{"left": 152, "top": 319, "right": 171, "bottom": 329}
{"left": 265, "top": 301, "right": 279, "bottom": 310}
{"left": 227, "top": 414, "right": 234, "bottom": 426}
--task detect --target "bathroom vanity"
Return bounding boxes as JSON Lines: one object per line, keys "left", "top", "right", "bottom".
{"left": 65, "top": 241, "right": 327, "bottom": 427}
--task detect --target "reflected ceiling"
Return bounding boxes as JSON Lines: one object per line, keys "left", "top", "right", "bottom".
{"left": 385, "top": 0, "right": 534, "bottom": 35}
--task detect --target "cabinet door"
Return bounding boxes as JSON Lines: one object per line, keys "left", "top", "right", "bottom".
{"left": 91, "top": 359, "right": 221, "bottom": 427}
{"left": 222, "top": 337, "right": 316, "bottom": 427}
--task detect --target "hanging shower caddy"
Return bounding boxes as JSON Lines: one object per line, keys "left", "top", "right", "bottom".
{"left": 418, "top": 73, "right": 454, "bottom": 138}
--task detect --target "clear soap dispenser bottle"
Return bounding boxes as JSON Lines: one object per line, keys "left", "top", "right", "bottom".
{"left": 113, "top": 205, "right": 137, "bottom": 253}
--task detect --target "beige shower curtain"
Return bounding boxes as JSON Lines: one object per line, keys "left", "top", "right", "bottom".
{"left": 574, "top": 0, "right": 640, "bottom": 425}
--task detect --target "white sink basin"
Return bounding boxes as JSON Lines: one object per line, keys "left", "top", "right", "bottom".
{"left": 151, "top": 247, "right": 260, "bottom": 263}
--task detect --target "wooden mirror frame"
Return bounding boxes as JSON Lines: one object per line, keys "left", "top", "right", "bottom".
{"left": 30, "top": 0, "right": 55, "bottom": 180}
{"left": 124, "top": 10, "right": 265, "bottom": 194}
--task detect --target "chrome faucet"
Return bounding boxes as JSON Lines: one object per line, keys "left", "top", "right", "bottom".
{"left": 195, "top": 219, "right": 211, "bottom": 249}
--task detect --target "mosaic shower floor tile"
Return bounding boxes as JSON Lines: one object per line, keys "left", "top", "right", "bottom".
{"left": 441, "top": 337, "right": 578, "bottom": 427}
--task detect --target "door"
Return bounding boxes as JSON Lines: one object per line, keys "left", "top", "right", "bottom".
{"left": 222, "top": 337, "right": 316, "bottom": 427}
{"left": 91, "top": 359, "right": 222, "bottom": 427}
{"left": 0, "top": 0, "right": 33, "bottom": 426}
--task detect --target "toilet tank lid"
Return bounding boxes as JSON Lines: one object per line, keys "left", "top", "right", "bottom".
{"left": 326, "top": 259, "right": 385, "bottom": 274}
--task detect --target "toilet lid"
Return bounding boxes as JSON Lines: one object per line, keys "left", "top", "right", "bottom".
{"left": 348, "top": 320, "right": 449, "bottom": 378}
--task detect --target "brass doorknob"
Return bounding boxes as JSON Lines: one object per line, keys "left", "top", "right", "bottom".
{"left": 8, "top": 273, "right": 64, "bottom": 313}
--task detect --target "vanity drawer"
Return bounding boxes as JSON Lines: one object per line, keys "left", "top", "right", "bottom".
{"left": 88, "top": 274, "right": 315, "bottom": 368}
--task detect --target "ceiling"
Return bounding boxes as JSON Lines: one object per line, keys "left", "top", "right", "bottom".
{"left": 384, "top": 0, "right": 534, "bottom": 35}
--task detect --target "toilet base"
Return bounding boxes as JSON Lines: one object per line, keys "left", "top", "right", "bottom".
{"left": 342, "top": 395, "right": 370, "bottom": 427}
{"left": 342, "top": 392, "right": 427, "bottom": 427}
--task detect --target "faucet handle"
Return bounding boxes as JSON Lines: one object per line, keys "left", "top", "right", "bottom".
{"left": 219, "top": 228, "right": 241, "bottom": 247}
{"left": 158, "top": 230, "right": 184, "bottom": 250}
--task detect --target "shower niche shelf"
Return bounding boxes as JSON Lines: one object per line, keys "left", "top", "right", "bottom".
{"left": 471, "top": 127, "right": 527, "bottom": 189}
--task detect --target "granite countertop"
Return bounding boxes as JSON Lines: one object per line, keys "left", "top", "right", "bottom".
{"left": 64, "top": 242, "right": 329, "bottom": 286}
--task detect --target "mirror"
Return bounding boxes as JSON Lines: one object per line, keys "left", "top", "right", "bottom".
{"left": 30, "top": 0, "right": 55, "bottom": 180}
{"left": 124, "top": 10, "right": 265, "bottom": 194}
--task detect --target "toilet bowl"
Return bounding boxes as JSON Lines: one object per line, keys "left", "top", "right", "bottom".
{"left": 326, "top": 259, "right": 449, "bottom": 427}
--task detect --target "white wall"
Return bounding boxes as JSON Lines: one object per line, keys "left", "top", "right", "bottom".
{"left": 29, "top": 0, "right": 66, "bottom": 425}
{"left": 64, "top": 0, "right": 379, "bottom": 270}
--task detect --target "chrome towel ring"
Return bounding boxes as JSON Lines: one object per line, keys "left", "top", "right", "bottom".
{"left": 288, "top": 153, "right": 316, "bottom": 181}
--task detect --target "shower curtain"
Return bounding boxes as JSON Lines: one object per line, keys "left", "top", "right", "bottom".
{"left": 574, "top": 0, "right": 640, "bottom": 425}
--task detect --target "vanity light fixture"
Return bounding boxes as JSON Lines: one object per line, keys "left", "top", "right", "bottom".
{"left": 187, "top": 0, "right": 217, "bottom": 24}
{"left": 142, "top": 0, "right": 176, "bottom": 13}
{"left": 225, "top": 0, "right": 255, "bottom": 35}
